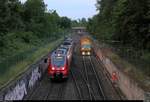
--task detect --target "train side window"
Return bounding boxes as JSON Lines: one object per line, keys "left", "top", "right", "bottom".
{"left": 44, "top": 58, "right": 48, "bottom": 63}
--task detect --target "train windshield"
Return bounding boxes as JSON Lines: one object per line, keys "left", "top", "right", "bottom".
{"left": 55, "top": 50, "right": 65, "bottom": 54}
{"left": 52, "top": 56, "right": 65, "bottom": 67}
{"left": 82, "top": 45, "right": 91, "bottom": 49}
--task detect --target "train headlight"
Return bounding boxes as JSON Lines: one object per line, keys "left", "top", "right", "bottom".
{"left": 52, "top": 67, "right": 55, "bottom": 70}
{"left": 62, "top": 67, "right": 65, "bottom": 70}
{"left": 82, "top": 52, "right": 85, "bottom": 55}
{"left": 87, "top": 52, "right": 91, "bottom": 55}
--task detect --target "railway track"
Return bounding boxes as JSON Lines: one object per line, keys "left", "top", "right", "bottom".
{"left": 89, "top": 56, "right": 106, "bottom": 99}
{"left": 24, "top": 73, "right": 68, "bottom": 100}
{"left": 23, "top": 34, "right": 124, "bottom": 100}
{"left": 71, "top": 35, "right": 107, "bottom": 100}
{"left": 82, "top": 56, "right": 95, "bottom": 100}
{"left": 82, "top": 56, "right": 106, "bottom": 100}
{"left": 71, "top": 65, "right": 95, "bottom": 100}
{"left": 70, "top": 70, "right": 82, "bottom": 100}
{"left": 46, "top": 81, "right": 67, "bottom": 100}
{"left": 70, "top": 40, "right": 95, "bottom": 100}
{"left": 94, "top": 56, "right": 125, "bottom": 99}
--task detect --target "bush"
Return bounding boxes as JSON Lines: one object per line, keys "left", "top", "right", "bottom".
{"left": 141, "top": 52, "right": 150, "bottom": 63}
{"left": 19, "top": 32, "right": 39, "bottom": 44}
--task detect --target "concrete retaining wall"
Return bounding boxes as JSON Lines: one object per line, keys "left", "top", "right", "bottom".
{"left": 0, "top": 57, "right": 48, "bottom": 101}
{"left": 94, "top": 41, "right": 149, "bottom": 100}
{"left": 0, "top": 45, "right": 59, "bottom": 101}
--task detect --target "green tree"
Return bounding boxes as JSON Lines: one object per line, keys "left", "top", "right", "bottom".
{"left": 59, "top": 17, "right": 71, "bottom": 29}
{"left": 23, "top": 0, "right": 46, "bottom": 37}
{"left": 87, "top": 0, "right": 149, "bottom": 50}
{"left": 0, "top": 0, "right": 24, "bottom": 34}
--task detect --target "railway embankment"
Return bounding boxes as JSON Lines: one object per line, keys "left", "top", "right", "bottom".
{"left": 0, "top": 39, "right": 63, "bottom": 101}
{"left": 93, "top": 40, "right": 150, "bottom": 100}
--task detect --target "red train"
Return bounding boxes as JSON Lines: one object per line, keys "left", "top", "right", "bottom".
{"left": 48, "top": 38, "right": 73, "bottom": 80}
{"left": 48, "top": 54, "right": 69, "bottom": 79}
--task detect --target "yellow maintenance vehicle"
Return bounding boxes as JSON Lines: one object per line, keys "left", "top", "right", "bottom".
{"left": 80, "top": 36, "right": 92, "bottom": 56}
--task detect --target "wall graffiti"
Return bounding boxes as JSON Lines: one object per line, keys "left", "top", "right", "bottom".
{"left": 3, "top": 66, "right": 42, "bottom": 100}
{"left": 4, "top": 80, "right": 27, "bottom": 100}
{"left": 28, "top": 67, "right": 41, "bottom": 88}
{"left": 1, "top": 53, "right": 50, "bottom": 100}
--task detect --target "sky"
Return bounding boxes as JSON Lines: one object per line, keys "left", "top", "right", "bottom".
{"left": 20, "top": 0, "right": 98, "bottom": 20}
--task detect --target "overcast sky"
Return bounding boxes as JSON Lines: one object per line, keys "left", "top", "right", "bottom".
{"left": 20, "top": 0, "right": 98, "bottom": 20}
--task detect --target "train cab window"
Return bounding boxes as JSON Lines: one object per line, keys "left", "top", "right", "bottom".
{"left": 82, "top": 45, "right": 91, "bottom": 49}
{"left": 44, "top": 58, "right": 48, "bottom": 63}
{"left": 55, "top": 50, "right": 64, "bottom": 54}
{"left": 52, "top": 56, "right": 65, "bottom": 67}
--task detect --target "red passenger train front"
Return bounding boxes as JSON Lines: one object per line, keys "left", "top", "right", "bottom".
{"left": 48, "top": 54, "right": 69, "bottom": 79}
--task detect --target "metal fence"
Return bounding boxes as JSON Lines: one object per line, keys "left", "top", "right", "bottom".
{"left": 99, "top": 40, "right": 150, "bottom": 77}
{"left": 0, "top": 48, "right": 37, "bottom": 75}
{"left": 0, "top": 36, "right": 61, "bottom": 75}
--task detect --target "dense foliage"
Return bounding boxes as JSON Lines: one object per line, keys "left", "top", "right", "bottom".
{"left": 87, "top": 0, "right": 150, "bottom": 76}
{"left": 87, "top": 0, "right": 150, "bottom": 50}
{"left": 0, "top": 0, "right": 71, "bottom": 57}
{"left": 71, "top": 18, "right": 88, "bottom": 27}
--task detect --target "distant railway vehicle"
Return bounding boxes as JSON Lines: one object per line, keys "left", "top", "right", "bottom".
{"left": 80, "top": 36, "right": 92, "bottom": 56}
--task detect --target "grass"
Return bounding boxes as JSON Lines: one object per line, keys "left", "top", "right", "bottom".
{"left": 0, "top": 38, "right": 63, "bottom": 89}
